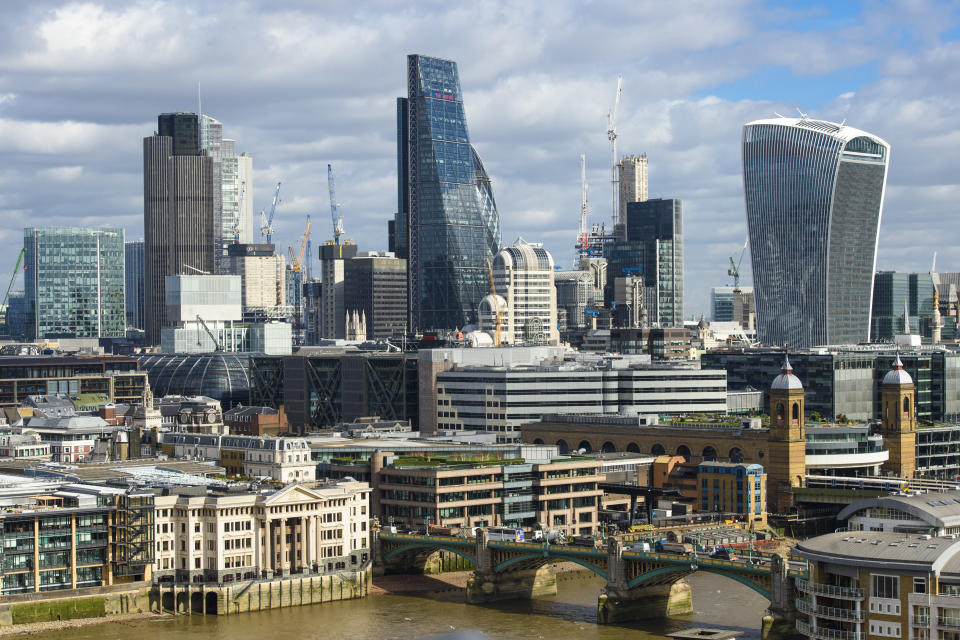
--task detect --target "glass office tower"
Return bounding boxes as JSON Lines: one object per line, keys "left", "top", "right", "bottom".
{"left": 401, "top": 55, "right": 502, "bottom": 331}
{"left": 24, "top": 227, "right": 126, "bottom": 339}
{"left": 742, "top": 117, "right": 889, "bottom": 347}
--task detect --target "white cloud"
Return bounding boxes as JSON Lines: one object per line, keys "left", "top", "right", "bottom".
{"left": 0, "top": 0, "right": 956, "bottom": 318}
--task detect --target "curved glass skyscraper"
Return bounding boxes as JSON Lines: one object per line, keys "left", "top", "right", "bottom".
{"left": 742, "top": 117, "right": 889, "bottom": 347}
{"left": 399, "top": 55, "right": 502, "bottom": 331}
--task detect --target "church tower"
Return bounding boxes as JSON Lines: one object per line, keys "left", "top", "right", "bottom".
{"left": 767, "top": 355, "right": 806, "bottom": 511}
{"left": 881, "top": 354, "right": 916, "bottom": 478}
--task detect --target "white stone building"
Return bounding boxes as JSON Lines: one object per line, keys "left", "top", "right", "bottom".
{"left": 153, "top": 480, "right": 371, "bottom": 583}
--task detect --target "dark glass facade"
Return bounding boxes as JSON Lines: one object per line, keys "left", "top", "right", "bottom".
{"left": 157, "top": 112, "right": 200, "bottom": 156}
{"left": 605, "top": 199, "right": 684, "bottom": 326}
{"left": 124, "top": 240, "right": 145, "bottom": 330}
{"left": 24, "top": 227, "right": 126, "bottom": 339}
{"left": 402, "top": 55, "right": 502, "bottom": 331}
{"left": 742, "top": 118, "right": 889, "bottom": 347}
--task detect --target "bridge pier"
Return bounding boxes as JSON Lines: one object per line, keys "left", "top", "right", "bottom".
{"left": 598, "top": 580, "right": 692, "bottom": 624}
{"left": 466, "top": 565, "right": 558, "bottom": 604}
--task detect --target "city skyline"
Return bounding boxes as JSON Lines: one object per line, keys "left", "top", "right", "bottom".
{"left": 0, "top": 2, "right": 958, "bottom": 317}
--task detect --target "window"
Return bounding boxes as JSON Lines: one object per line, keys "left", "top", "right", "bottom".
{"left": 871, "top": 574, "right": 899, "bottom": 599}
{"left": 914, "top": 577, "right": 926, "bottom": 594}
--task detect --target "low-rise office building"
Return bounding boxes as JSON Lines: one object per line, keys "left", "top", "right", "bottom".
{"left": 696, "top": 462, "right": 766, "bottom": 524}
{"left": 433, "top": 355, "right": 726, "bottom": 442}
{"left": 0, "top": 484, "right": 154, "bottom": 596}
{"left": 839, "top": 489, "right": 960, "bottom": 535}
{"left": 0, "top": 355, "right": 147, "bottom": 409}
{"left": 164, "top": 433, "right": 315, "bottom": 483}
{"left": 322, "top": 446, "right": 603, "bottom": 537}
{"left": 152, "top": 480, "right": 370, "bottom": 583}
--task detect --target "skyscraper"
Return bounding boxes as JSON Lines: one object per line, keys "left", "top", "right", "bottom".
{"left": 200, "top": 114, "right": 254, "bottom": 273}
{"left": 125, "top": 240, "right": 145, "bottom": 330}
{"left": 485, "top": 239, "right": 559, "bottom": 345}
{"left": 606, "top": 199, "right": 684, "bottom": 327}
{"left": 618, "top": 154, "right": 648, "bottom": 222}
{"left": 144, "top": 112, "right": 215, "bottom": 345}
{"left": 24, "top": 227, "right": 125, "bottom": 339}
{"left": 742, "top": 117, "right": 890, "bottom": 347}
{"left": 398, "top": 55, "right": 502, "bottom": 331}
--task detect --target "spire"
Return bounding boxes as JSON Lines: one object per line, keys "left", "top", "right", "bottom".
{"left": 781, "top": 354, "right": 792, "bottom": 374}
{"left": 892, "top": 353, "right": 903, "bottom": 370}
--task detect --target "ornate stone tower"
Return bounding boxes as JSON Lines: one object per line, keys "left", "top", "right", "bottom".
{"left": 881, "top": 354, "right": 916, "bottom": 478}
{"left": 767, "top": 355, "right": 806, "bottom": 512}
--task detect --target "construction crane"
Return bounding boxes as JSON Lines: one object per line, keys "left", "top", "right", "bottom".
{"left": 232, "top": 180, "right": 246, "bottom": 244}
{"left": 183, "top": 264, "right": 210, "bottom": 275}
{"left": 575, "top": 153, "right": 589, "bottom": 267}
{"left": 606, "top": 74, "right": 622, "bottom": 226}
{"left": 486, "top": 259, "right": 503, "bottom": 347}
{"left": 195, "top": 315, "right": 223, "bottom": 352}
{"left": 728, "top": 237, "right": 748, "bottom": 292}
{"left": 287, "top": 217, "right": 312, "bottom": 273}
{"left": 258, "top": 181, "right": 282, "bottom": 244}
{"left": 2, "top": 248, "right": 25, "bottom": 311}
{"left": 327, "top": 164, "right": 344, "bottom": 249}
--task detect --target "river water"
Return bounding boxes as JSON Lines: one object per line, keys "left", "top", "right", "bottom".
{"left": 32, "top": 573, "right": 769, "bottom": 640}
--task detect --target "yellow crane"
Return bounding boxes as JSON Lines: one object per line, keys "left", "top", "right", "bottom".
{"left": 486, "top": 259, "right": 503, "bottom": 347}
{"left": 287, "top": 218, "right": 312, "bottom": 273}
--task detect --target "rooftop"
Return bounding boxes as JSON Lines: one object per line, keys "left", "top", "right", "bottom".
{"left": 796, "top": 531, "right": 960, "bottom": 571}
{"left": 837, "top": 489, "right": 960, "bottom": 529}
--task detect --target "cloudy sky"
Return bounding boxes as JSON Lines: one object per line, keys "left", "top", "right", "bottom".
{"left": 1, "top": 0, "right": 958, "bottom": 318}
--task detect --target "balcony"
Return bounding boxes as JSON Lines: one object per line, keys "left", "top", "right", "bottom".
{"left": 910, "top": 615, "right": 930, "bottom": 626}
{"left": 796, "top": 578, "right": 864, "bottom": 600}
{"left": 795, "top": 619, "right": 864, "bottom": 640}
{"left": 795, "top": 599, "right": 865, "bottom": 622}
{"left": 939, "top": 617, "right": 960, "bottom": 630}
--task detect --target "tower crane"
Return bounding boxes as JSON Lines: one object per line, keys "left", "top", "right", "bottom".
{"left": 575, "top": 153, "right": 589, "bottom": 267}
{"left": 327, "top": 164, "right": 344, "bottom": 249}
{"left": 287, "top": 217, "right": 312, "bottom": 274}
{"left": 728, "top": 237, "right": 748, "bottom": 292}
{"left": 232, "top": 180, "right": 246, "bottom": 244}
{"left": 2, "top": 248, "right": 25, "bottom": 312}
{"left": 486, "top": 259, "right": 503, "bottom": 347}
{"left": 607, "top": 74, "right": 622, "bottom": 226}
{"left": 258, "top": 181, "right": 282, "bottom": 244}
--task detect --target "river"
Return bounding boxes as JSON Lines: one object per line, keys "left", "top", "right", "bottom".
{"left": 26, "top": 572, "right": 769, "bottom": 640}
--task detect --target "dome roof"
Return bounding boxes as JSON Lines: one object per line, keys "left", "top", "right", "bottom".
{"left": 697, "top": 315, "right": 709, "bottom": 330}
{"left": 882, "top": 354, "right": 914, "bottom": 386}
{"left": 137, "top": 353, "right": 251, "bottom": 408}
{"left": 478, "top": 294, "right": 507, "bottom": 313}
{"left": 771, "top": 355, "right": 803, "bottom": 390}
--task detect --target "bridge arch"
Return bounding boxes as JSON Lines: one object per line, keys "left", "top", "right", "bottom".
{"left": 729, "top": 447, "right": 744, "bottom": 462}
{"left": 493, "top": 553, "right": 608, "bottom": 581}
{"left": 626, "top": 442, "right": 641, "bottom": 453}
{"left": 702, "top": 445, "right": 717, "bottom": 460}
{"left": 556, "top": 439, "right": 569, "bottom": 454}
{"left": 676, "top": 445, "right": 692, "bottom": 461}
{"left": 578, "top": 440, "right": 593, "bottom": 453}
{"left": 651, "top": 443, "right": 666, "bottom": 455}
{"left": 626, "top": 565, "right": 771, "bottom": 601}
{"left": 532, "top": 438, "right": 545, "bottom": 444}
{"left": 382, "top": 543, "right": 477, "bottom": 566}
{"left": 601, "top": 441, "right": 616, "bottom": 453}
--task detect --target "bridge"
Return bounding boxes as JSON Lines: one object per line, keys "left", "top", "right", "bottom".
{"left": 378, "top": 531, "right": 803, "bottom": 628}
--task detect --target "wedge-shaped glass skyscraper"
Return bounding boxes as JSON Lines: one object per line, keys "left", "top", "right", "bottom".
{"left": 398, "top": 55, "right": 502, "bottom": 331}
{"left": 742, "top": 117, "right": 889, "bottom": 347}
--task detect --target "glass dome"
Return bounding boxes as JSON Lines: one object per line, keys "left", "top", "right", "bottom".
{"left": 136, "top": 353, "right": 252, "bottom": 408}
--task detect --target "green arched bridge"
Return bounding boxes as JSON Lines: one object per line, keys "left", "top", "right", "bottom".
{"left": 378, "top": 531, "right": 804, "bottom": 624}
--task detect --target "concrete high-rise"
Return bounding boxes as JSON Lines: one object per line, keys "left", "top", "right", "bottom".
{"left": 124, "top": 240, "right": 145, "bottom": 330}
{"left": 200, "top": 114, "right": 254, "bottom": 273}
{"left": 618, "top": 154, "right": 648, "bottom": 222}
{"left": 398, "top": 55, "right": 502, "bottom": 331}
{"left": 24, "top": 227, "right": 126, "bottom": 339}
{"left": 320, "top": 242, "right": 358, "bottom": 339}
{"left": 482, "top": 239, "right": 559, "bottom": 345}
{"left": 742, "top": 117, "right": 890, "bottom": 347}
{"left": 227, "top": 243, "right": 286, "bottom": 319}
{"left": 344, "top": 253, "right": 408, "bottom": 340}
{"left": 144, "top": 112, "right": 215, "bottom": 345}
{"left": 711, "top": 286, "right": 755, "bottom": 330}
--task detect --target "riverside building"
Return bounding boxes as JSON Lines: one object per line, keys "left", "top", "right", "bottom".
{"left": 151, "top": 480, "right": 370, "bottom": 583}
